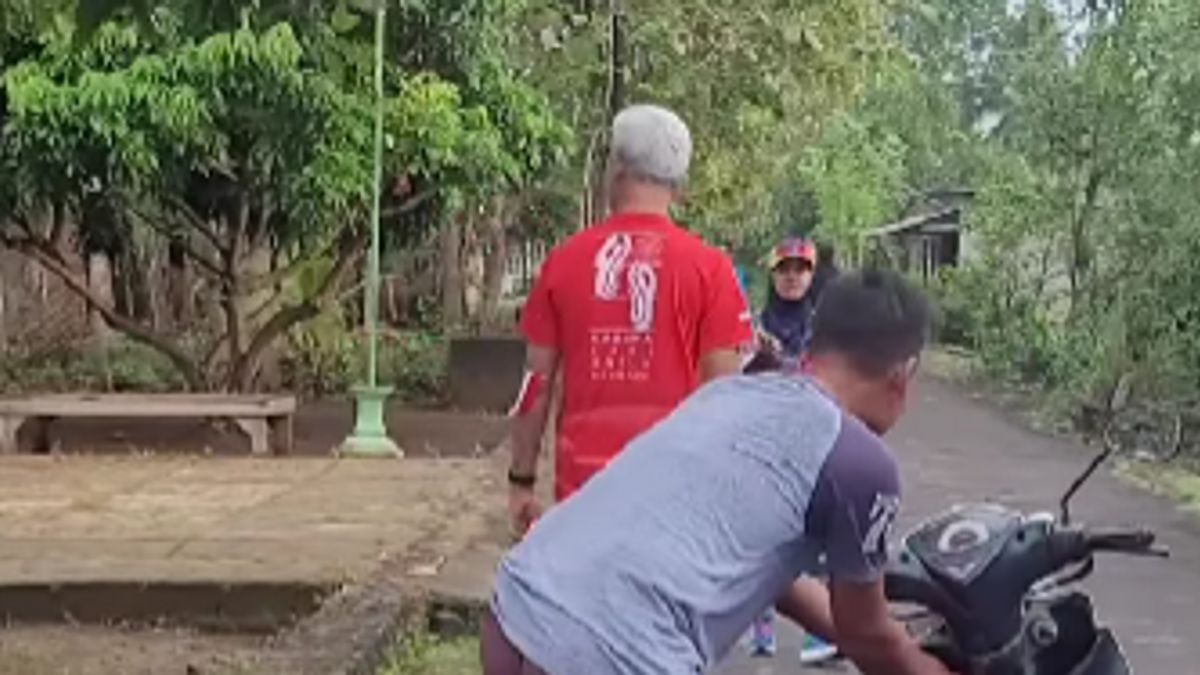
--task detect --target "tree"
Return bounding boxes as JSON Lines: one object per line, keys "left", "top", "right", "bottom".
{"left": 880, "top": 0, "right": 1200, "bottom": 449}
{"left": 507, "top": 0, "right": 899, "bottom": 249}
{"left": 797, "top": 114, "right": 909, "bottom": 254}
{"left": 0, "top": 2, "right": 572, "bottom": 390}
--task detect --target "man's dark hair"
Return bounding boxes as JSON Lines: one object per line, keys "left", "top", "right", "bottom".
{"left": 742, "top": 349, "right": 784, "bottom": 374}
{"left": 809, "top": 268, "right": 931, "bottom": 376}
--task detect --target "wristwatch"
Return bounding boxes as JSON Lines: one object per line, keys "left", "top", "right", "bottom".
{"left": 508, "top": 468, "right": 536, "bottom": 488}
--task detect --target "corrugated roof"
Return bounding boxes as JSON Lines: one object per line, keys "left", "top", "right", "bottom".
{"left": 865, "top": 206, "right": 961, "bottom": 238}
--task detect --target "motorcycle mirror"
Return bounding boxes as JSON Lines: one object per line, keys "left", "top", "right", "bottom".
{"left": 1059, "top": 428, "right": 1119, "bottom": 525}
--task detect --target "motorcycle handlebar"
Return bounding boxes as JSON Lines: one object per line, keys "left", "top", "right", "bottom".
{"left": 914, "top": 525, "right": 1167, "bottom": 603}
{"left": 1043, "top": 527, "right": 1166, "bottom": 570}
{"left": 885, "top": 522, "right": 1166, "bottom": 656}
{"left": 1084, "top": 528, "right": 1168, "bottom": 557}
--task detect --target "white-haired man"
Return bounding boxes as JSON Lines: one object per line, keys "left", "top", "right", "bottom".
{"left": 505, "top": 104, "right": 754, "bottom": 531}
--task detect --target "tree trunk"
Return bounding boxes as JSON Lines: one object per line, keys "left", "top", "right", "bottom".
{"left": 589, "top": 135, "right": 611, "bottom": 226}
{"left": 441, "top": 213, "right": 466, "bottom": 328}
{"left": 609, "top": 0, "right": 627, "bottom": 120}
{"left": 230, "top": 228, "right": 365, "bottom": 392}
{"left": 147, "top": 248, "right": 168, "bottom": 333}
{"left": 234, "top": 240, "right": 278, "bottom": 391}
{"left": 87, "top": 251, "right": 115, "bottom": 348}
{"left": 463, "top": 213, "right": 486, "bottom": 325}
{"left": 383, "top": 251, "right": 414, "bottom": 327}
{"left": 166, "top": 237, "right": 194, "bottom": 330}
{"left": 7, "top": 237, "right": 205, "bottom": 390}
{"left": 195, "top": 225, "right": 225, "bottom": 352}
{"left": 0, "top": 264, "right": 7, "bottom": 349}
{"left": 200, "top": 277, "right": 224, "bottom": 354}
{"left": 383, "top": 272, "right": 399, "bottom": 325}
{"left": 119, "top": 244, "right": 156, "bottom": 325}
{"left": 25, "top": 256, "right": 47, "bottom": 306}
{"left": 586, "top": 0, "right": 627, "bottom": 225}
{"left": 1068, "top": 163, "right": 1103, "bottom": 319}
{"left": 224, "top": 244, "right": 243, "bottom": 375}
{"left": 481, "top": 196, "right": 510, "bottom": 330}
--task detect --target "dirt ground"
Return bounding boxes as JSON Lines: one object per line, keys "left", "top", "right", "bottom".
{"left": 0, "top": 627, "right": 268, "bottom": 675}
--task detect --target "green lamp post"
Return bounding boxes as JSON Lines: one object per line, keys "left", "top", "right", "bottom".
{"left": 339, "top": 3, "right": 402, "bottom": 458}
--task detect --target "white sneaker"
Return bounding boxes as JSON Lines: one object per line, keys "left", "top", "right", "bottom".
{"left": 798, "top": 634, "right": 838, "bottom": 664}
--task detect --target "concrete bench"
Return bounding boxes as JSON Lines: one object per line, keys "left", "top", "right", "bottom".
{"left": 0, "top": 394, "right": 296, "bottom": 456}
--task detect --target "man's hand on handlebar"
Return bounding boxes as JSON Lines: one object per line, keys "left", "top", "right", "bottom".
{"left": 755, "top": 327, "right": 783, "bottom": 355}
{"left": 831, "top": 579, "right": 960, "bottom": 675}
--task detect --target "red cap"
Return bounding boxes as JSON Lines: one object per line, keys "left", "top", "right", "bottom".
{"left": 766, "top": 238, "right": 817, "bottom": 270}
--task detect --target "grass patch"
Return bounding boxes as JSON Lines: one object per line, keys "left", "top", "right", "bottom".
{"left": 1117, "top": 460, "right": 1200, "bottom": 514}
{"left": 922, "top": 345, "right": 1079, "bottom": 436}
{"left": 922, "top": 345, "right": 979, "bottom": 383}
{"left": 378, "top": 632, "right": 481, "bottom": 675}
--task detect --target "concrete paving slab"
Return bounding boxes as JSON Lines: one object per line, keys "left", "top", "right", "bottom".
{"left": 0, "top": 456, "right": 501, "bottom": 588}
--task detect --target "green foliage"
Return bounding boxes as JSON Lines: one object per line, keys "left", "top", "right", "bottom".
{"left": 893, "top": 0, "right": 1200, "bottom": 457}
{"left": 748, "top": 0, "right": 1183, "bottom": 444}
{"left": 281, "top": 307, "right": 358, "bottom": 398}
{"left": 13, "top": 0, "right": 1200, "bottom": 466}
{"left": 0, "top": 338, "right": 186, "bottom": 393}
{"left": 766, "top": 8, "right": 990, "bottom": 254}
{"left": 282, "top": 319, "right": 448, "bottom": 404}
{"left": 799, "top": 113, "right": 909, "bottom": 250}
{"left": 0, "top": 0, "right": 572, "bottom": 391}
{"left": 654, "top": 0, "right": 899, "bottom": 246}
{"left": 925, "top": 267, "right": 973, "bottom": 347}
{"left": 384, "top": 329, "right": 449, "bottom": 405}
{"left": 506, "top": 0, "right": 896, "bottom": 245}
{"left": 1120, "top": 461, "right": 1200, "bottom": 513}
{"left": 5, "top": 37, "right": 213, "bottom": 197}
{"left": 378, "top": 631, "right": 480, "bottom": 675}
{"left": 2, "top": 20, "right": 380, "bottom": 246}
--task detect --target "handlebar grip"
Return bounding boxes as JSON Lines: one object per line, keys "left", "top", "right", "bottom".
{"left": 1085, "top": 528, "right": 1158, "bottom": 554}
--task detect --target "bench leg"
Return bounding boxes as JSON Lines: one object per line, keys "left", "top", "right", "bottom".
{"left": 0, "top": 415, "right": 23, "bottom": 455}
{"left": 233, "top": 418, "right": 270, "bottom": 456}
{"left": 29, "top": 417, "right": 53, "bottom": 454}
{"left": 269, "top": 415, "right": 293, "bottom": 456}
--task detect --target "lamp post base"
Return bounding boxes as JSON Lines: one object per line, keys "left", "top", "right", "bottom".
{"left": 337, "top": 385, "right": 403, "bottom": 458}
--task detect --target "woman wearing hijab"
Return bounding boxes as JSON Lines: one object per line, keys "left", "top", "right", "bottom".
{"left": 758, "top": 238, "right": 819, "bottom": 363}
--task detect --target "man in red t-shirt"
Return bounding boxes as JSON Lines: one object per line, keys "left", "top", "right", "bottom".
{"left": 505, "top": 104, "right": 754, "bottom": 533}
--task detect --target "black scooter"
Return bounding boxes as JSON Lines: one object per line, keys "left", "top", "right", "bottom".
{"left": 884, "top": 434, "right": 1169, "bottom": 674}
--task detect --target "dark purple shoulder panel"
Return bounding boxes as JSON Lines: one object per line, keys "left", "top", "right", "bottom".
{"left": 804, "top": 414, "right": 902, "bottom": 582}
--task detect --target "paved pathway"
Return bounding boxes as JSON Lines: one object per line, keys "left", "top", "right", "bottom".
{"left": 0, "top": 454, "right": 509, "bottom": 674}
{"left": 0, "top": 456, "right": 499, "bottom": 585}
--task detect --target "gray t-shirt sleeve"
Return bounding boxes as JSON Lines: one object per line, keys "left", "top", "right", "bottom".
{"left": 804, "top": 415, "right": 902, "bottom": 583}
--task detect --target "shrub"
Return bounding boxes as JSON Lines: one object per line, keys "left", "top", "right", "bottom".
{"left": 0, "top": 338, "right": 185, "bottom": 393}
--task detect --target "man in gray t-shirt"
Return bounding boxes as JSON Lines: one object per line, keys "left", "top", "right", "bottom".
{"left": 482, "top": 270, "right": 954, "bottom": 675}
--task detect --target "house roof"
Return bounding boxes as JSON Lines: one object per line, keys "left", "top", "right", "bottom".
{"left": 864, "top": 206, "right": 961, "bottom": 238}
